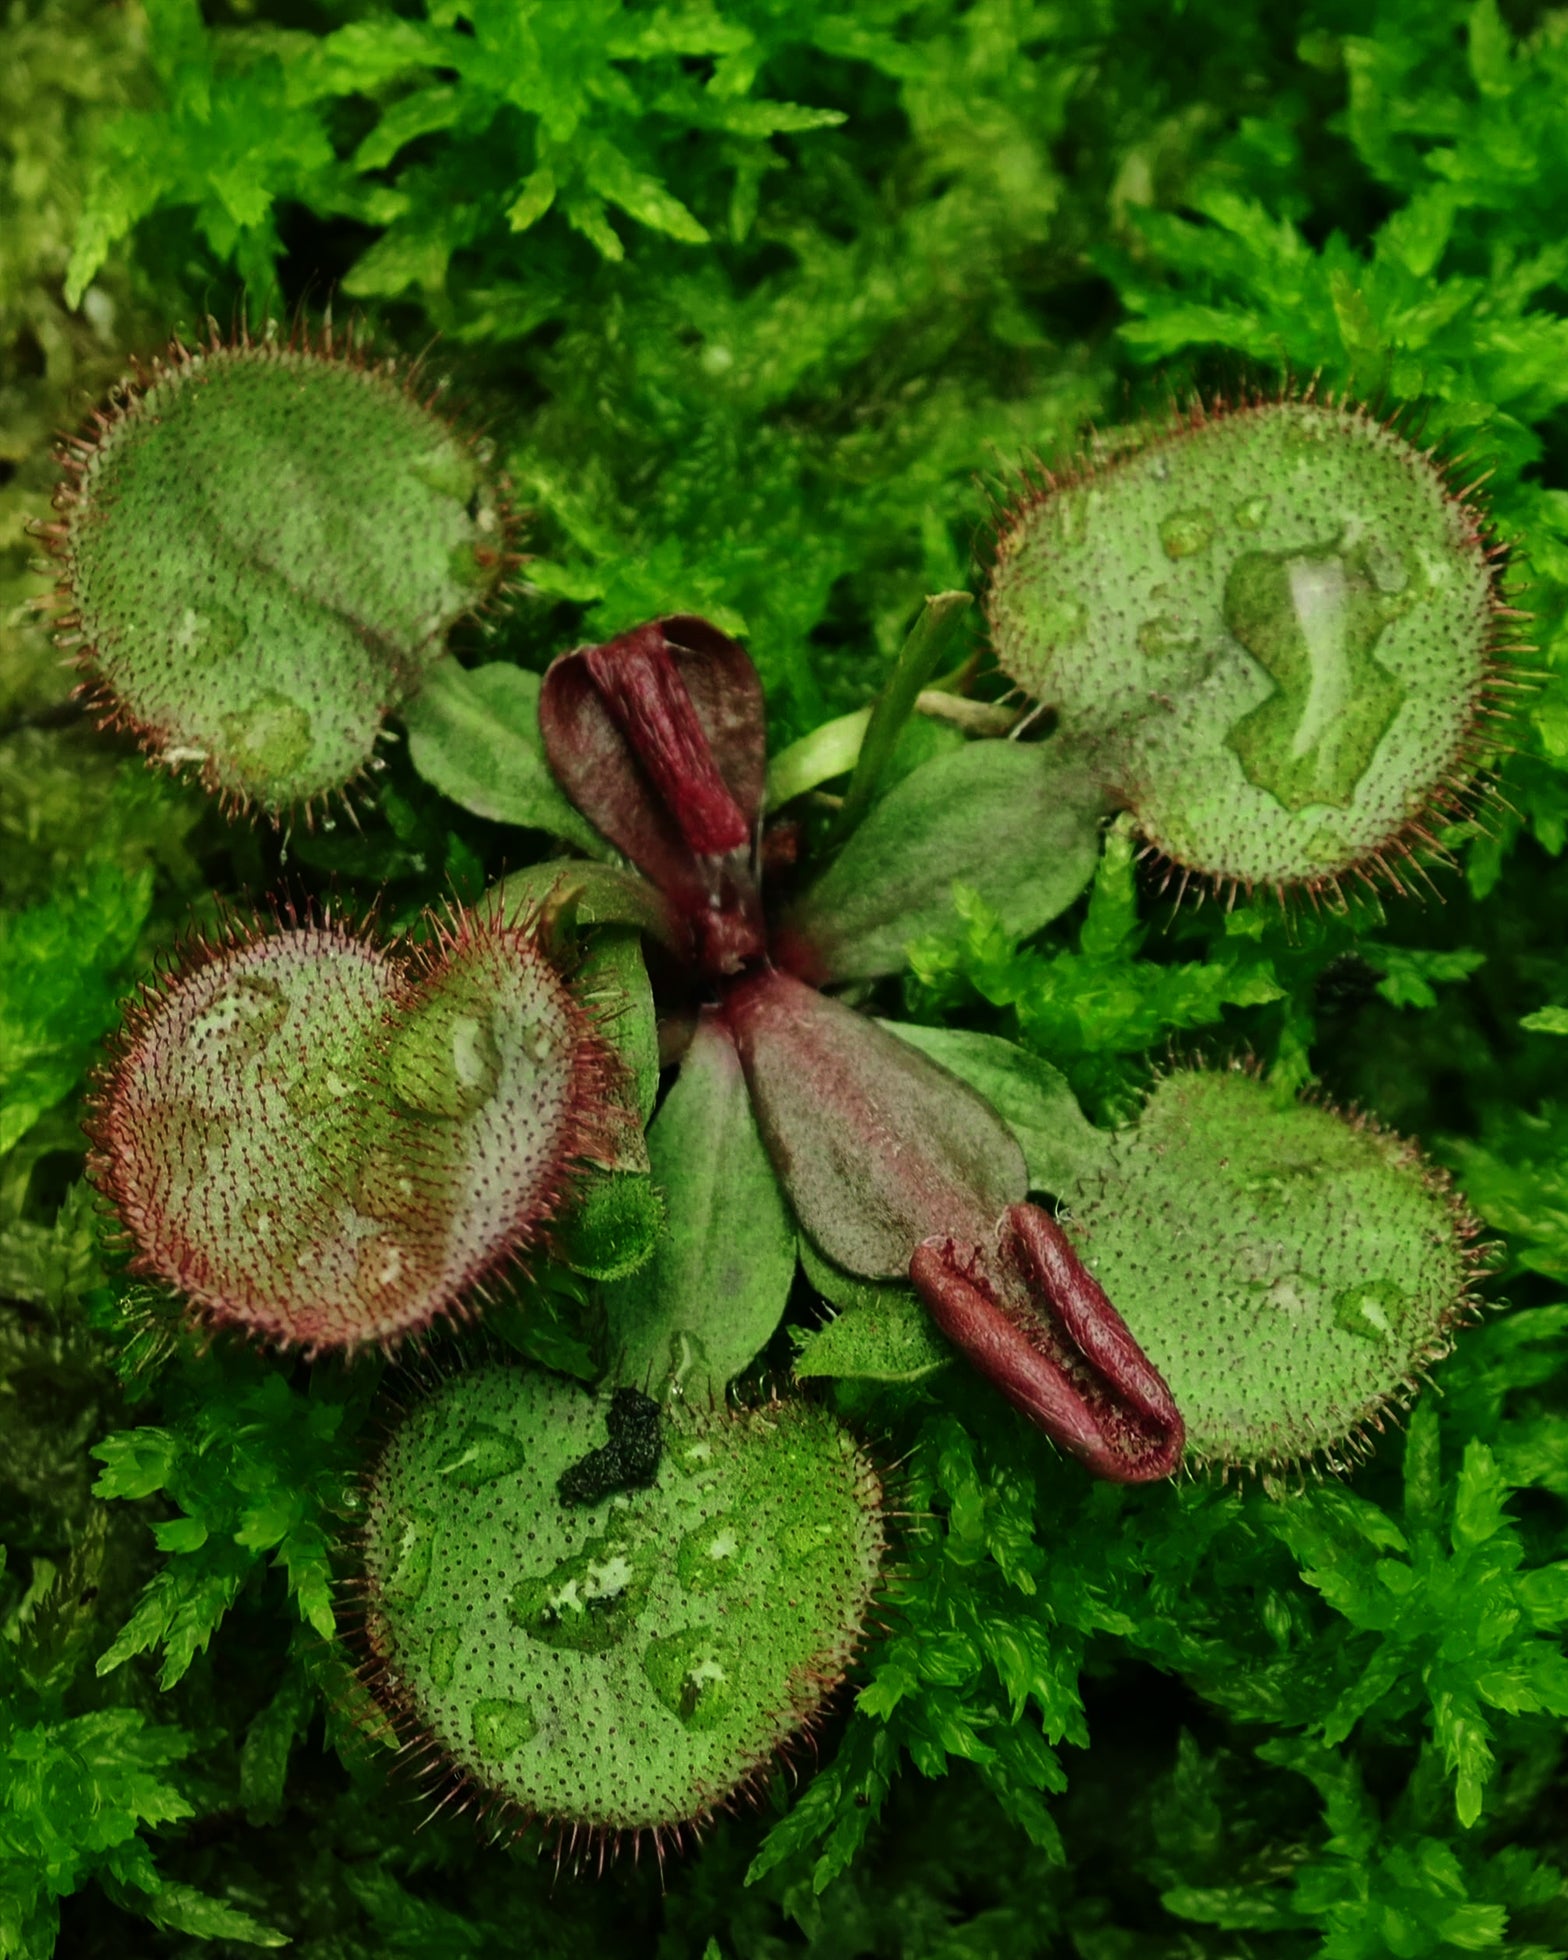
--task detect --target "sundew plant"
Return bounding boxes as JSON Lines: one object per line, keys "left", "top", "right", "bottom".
{"left": 7, "top": 0, "right": 1568, "bottom": 1954}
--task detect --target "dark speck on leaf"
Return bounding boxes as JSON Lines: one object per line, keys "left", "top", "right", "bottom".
{"left": 557, "top": 1387, "right": 662, "bottom": 1506}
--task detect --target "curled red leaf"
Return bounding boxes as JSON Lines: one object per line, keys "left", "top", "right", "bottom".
{"left": 540, "top": 617, "right": 766, "bottom": 974}
{"left": 911, "top": 1204, "right": 1184, "bottom": 1483}
{"left": 581, "top": 631, "right": 751, "bottom": 856}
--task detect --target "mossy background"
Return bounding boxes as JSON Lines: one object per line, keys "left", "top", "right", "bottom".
{"left": 5, "top": 0, "right": 1568, "bottom": 1953}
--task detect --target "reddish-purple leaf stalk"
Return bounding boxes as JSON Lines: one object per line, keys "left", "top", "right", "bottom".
{"left": 540, "top": 619, "right": 1184, "bottom": 1483}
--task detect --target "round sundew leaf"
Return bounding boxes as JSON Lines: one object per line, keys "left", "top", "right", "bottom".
{"left": 359, "top": 1365, "right": 885, "bottom": 1837}
{"left": 88, "top": 916, "right": 611, "bottom": 1351}
{"left": 90, "top": 924, "right": 410, "bottom": 1347}
{"left": 54, "top": 334, "right": 506, "bottom": 814}
{"left": 987, "top": 400, "right": 1500, "bottom": 889}
{"left": 1055, "top": 1069, "right": 1479, "bottom": 1467}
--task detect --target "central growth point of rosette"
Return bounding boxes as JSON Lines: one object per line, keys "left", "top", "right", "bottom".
{"left": 541, "top": 616, "right": 767, "bottom": 977}
{"left": 540, "top": 617, "right": 1184, "bottom": 1484}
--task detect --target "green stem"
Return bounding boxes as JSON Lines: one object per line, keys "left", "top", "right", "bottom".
{"left": 827, "top": 592, "right": 972, "bottom": 845}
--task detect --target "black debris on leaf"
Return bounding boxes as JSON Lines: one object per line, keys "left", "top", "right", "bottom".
{"left": 557, "top": 1387, "right": 663, "bottom": 1506}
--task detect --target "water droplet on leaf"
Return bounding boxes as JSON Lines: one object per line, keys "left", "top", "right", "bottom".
{"left": 428, "top": 1626, "right": 460, "bottom": 1690}
{"left": 510, "top": 1526, "right": 654, "bottom": 1652}
{"left": 174, "top": 603, "right": 247, "bottom": 668}
{"left": 1159, "top": 508, "right": 1215, "bottom": 559}
{"left": 1223, "top": 540, "right": 1407, "bottom": 811}
{"left": 220, "top": 694, "right": 313, "bottom": 786}
{"left": 676, "top": 1510, "right": 746, "bottom": 1594}
{"left": 1333, "top": 1279, "right": 1407, "bottom": 1341}
{"left": 388, "top": 997, "right": 502, "bottom": 1119}
{"left": 471, "top": 1696, "right": 537, "bottom": 1759}
{"left": 381, "top": 1507, "right": 436, "bottom": 1605}
{"left": 642, "top": 1628, "right": 737, "bottom": 1731}
{"left": 436, "top": 1421, "right": 526, "bottom": 1489}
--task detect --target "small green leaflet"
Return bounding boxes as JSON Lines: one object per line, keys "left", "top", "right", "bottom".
{"left": 401, "top": 662, "right": 607, "bottom": 853}
{"left": 604, "top": 1013, "right": 795, "bottom": 1400}
{"left": 574, "top": 928, "right": 659, "bottom": 1131}
{"left": 793, "top": 1238, "right": 950, "bottom": 1384}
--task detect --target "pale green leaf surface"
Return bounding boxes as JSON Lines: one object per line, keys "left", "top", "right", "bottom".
{"left": 604, "top": 1012, "right": 794, "bottom": 1399}
{"left": 877, "top": 1021, "right": 1112, "bottom": 1196}
{"left": 784, "top": 739, "right": 1108, "bottom": 982}
{"left": 401, "top": 662, "right": 607, "bottom": 853}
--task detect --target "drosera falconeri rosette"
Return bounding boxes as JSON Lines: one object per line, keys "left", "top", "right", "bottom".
{"left": 68, "top": 355, "right": 1504, "bottom": 1475}
{"left": 525, "top": 587, "right": 1490, "bottom": 1481}
{"left": 533, "top": 610, "right": 1186, "bottom": 1484}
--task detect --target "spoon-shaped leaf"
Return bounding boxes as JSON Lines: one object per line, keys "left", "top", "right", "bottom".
{"left": 776, "top": 738, "right": 1108, "bottom": 984}
{"left": 721, "top": 967, "right": 1026, "bottom": 1275}
{"left": 605, "top": 1012, "right": 797, "bottom": 1401}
